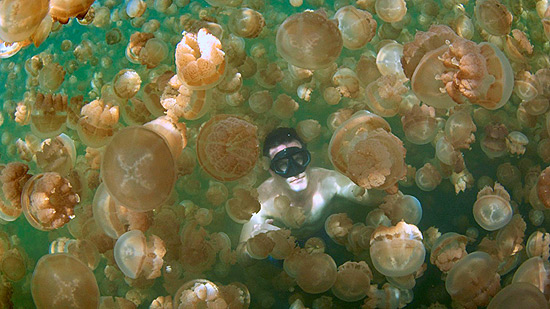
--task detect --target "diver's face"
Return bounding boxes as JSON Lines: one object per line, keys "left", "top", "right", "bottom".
{"left": 269, "top": 141, "right": 310, "bottom": 192}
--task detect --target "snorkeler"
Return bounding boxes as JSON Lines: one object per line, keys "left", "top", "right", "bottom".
{"left": 239, "top": 127, "right": 382, "bottom": 243}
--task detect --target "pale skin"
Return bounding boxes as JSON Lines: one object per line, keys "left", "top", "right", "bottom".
{"left": 239, "top": 141, "right": 383, "bottom": 242}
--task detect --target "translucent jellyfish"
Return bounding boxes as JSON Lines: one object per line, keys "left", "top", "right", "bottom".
{"left": 379, "top": 193, "right": 422, "bottom": 225}
{"left": 363, "top": 283, "right": 413, "bottom": 308}
{"left": 173, "top": 279, "right": 227, "bottom": 308}
{"left": 35, "top": 134, "right": 76, "bottom": 176}
{"left": 31, "top": 253, "right": 99, "bottom": 308}
{"left": 175, "top": 28, "right": 226, "bottom": 90}
{"left": 49, "top": 0, "right": 96, "bottom": 24}
{"left": 30, "top": 93, "right": 68, "bottom": 139}
{"left": 77, "top": 99, "right": 119, "bottom": 148}
{"left": 325, "top": 213, "right": 353, "bottom": 245}
{"left": 38, "top": 62, "right": 66, "bottom": 92}
{"left": 445, "top": 108, "right": 476, "bottom": 150}
{"left": 526, "top": 231, "right": 550, "bottom": 260}
{"left": 334, "top": 6, "right": 377, "bottom": 50}
{"left": 505, "top": 131, "right": 528, "bottom": 156}
{"left": 534, "top": 167, "right": 550, "bottom": 209}
{"left": 401, "top": 104, "right": 438, "bottom": 145}
{"left": 481, "top": 123, "right": 509, "bottom": 159}
{"left": 504, "top": 29, "right": 533, "bottom": 64}
{"left": 160, "top": 74, "right": 210, "bottom": 121}
{"left": 113, "top": 69, "right": 142, "bottom": 99}
{"left": 376, "top": 42, "right": 406, "bottom": 79}
{"left": 429, "top": 232, "right": 468, "bottom": 273}
{"left": 0, "top": 0, "right": 50, "bottom": 43}
{"left": 445, "top": 251, "right": 501, "bottom": 308}
{"left": 0, "top": 162, "right": 32, "bottom": 221}
{"left": 49, "top": 237, "right": 100, "bottom": 270}
{"left": 101, "top": 126, "right": 177, "bottom": 212}
{"left": 329, "top": 111, "right": 406, "bottom": 192}
{"left": 333, "top": 68, "right": 360, "bottom": 99}
{"left": 248, "top": 90, "right": 273, "bottom": 114}
{"left": 143, "top": 115, "right": 187, "bottom": 159}
{"left": 196, "top": 114, "right": 259, "bottom": 181}
{"left": 272, "top": 94, "right": 299, "bottom": 120}
{"left": 228, "top": 8, "right": 265, "bottom": 39}
{"left": 21, "top": 172, "right": 79, "bottom": 231}
{"left": 296, "top": 119, "right": 321, "bottom": 143}
{"left": 1, "top": 247, "right": 27, "bottom": 282}
{"left": 473, "top": 183, "right": 512, "bottom": 231}
{"left": 179, "top": 221, "right": 217, "bottom": 273}
{"left": 474, "top": 0, "right": 512, "bottom": 36}
{"left": 295, "top": 252, "right": 337, "bottom": 294}
{"left": 276, "top": 10, "right": 343, "bottom": 70}
{"left": 375, "top": 0, "right": 407, "bottom": 23}
{"left": 225, "top": 187, "right": 260, "bottom": 224}
{"left": 331, "top": 261, "right": 372, "bottom": 302}
{"left": 126, "top": 0, "right": 147, "bottom": 18}
{"left": 488, "top": 282, "right": 547, "bottom": 309}
{"left": 114, "top": 230, "right": 166, "bottom": 280}
{"left": 219, "top": 282, "right": 251, "bottom": 309}
{"left": 92, "top": 183, "right": 152, "bottom": 239}
{"left": 512, "top": 256, "right": 550, "bottom": 296}
{"left": 370, "top": 221, "right": 425, "bottom": 277}
{"left": 364, "top": 74, "right": 408, "bottom": 117}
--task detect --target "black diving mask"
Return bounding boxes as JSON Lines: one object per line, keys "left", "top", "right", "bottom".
{"left": 270, "top": 147, "right": 311, "bottom": 178}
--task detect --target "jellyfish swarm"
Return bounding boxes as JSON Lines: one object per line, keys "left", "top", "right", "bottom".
{"left": 276, "top": 10, "right": 343, "bottom": 70}
{"left": 31, "top": 253, "right": 100, "bottom": 308}
{"left": 196, "top": 114, "right": 259, "bottom": 182}
{"left": 329, "top": 110, "right": 406, "bottom": 191}
{"left": 101, "top": 126, "right": 177, "bottom": 212}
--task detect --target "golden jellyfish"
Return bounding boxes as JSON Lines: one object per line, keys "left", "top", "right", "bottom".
{"left": 30, "top": 92, "right": 68, "bottom": 139}
{"left": 113, "top": 69, "right": 142, "bottom": 100}
{"left": 329, "top": 110, "right": 406, "bottom": 192}
{"left": 401, "top": 104, "right": 438, "bottom": 145}
{"left": 173, "top": 279, "right": 227, "bottom": 308}
{"left": 126, "top": 0, "right": 147, "bottom": 18}
{"left": 49, "top": 237, "right": 100, "bottom": 270}
{"left": 294, "top": 252, "right": 337, "bottom": 294}
{"left": 49, "top": 0, "right": 96, "bottom": 24}
{"left": 77, "top": 99, "right": 119, "bottom": 148}
{"left": 474, "top": 0, "right": 513, "bottom": 36}
{"left": 364, "top": 74, "right": 407, "bottom": 117}
{"left": 228, "top": 8, "right": 265, "bottom": 39}
{"left": 445, "top": 251, "right": 501, "bottom": 308}
{"left": 334, "top": 6, "right": 377, "bottom": 50}
{"left": 331, "top": 261, "right": 373, "bottom": 302}
{"left": 225, "top": 187, "right": 260, "bottom": 224}
{"left": 35, "top": 133, "right": 76, "bottom": 176}
{"left": 429, "top": 232, "right": 469, "bottom": 273}
{"left": 481, "top": 123, "right": 509, "bottom": 158}
{"left": 113, "top": 230, "right": 166, "bottom": 279}
{"left": 488, "top": 282, "right": 548, "bottom": 309}
{"left": 370, "top": 221, "right": 425, "bottom": 277}
{"left": 533, "top": 167, "right": 550, "bottom": 208}
{"left": 175, "top": 28, "right": 226, "bottom": 90}
{"left": 38, "top": 62, "right": 66, "bottom": 92}
{"left": 0, "top": 0, "right": 50, "bottom": 43}
{"left": 1, "top": 247, "right": 27, "bottom": 282}
{"left": 375, "top": 0, "right": 407, "bottom": 23}
{"left": 276, "top": 10, "right": 343, "bottom": 70}
{"left": 526, "top": 231, "right": 550, "bottom": 260}
{"left": 0, "top": 162, "right": 32, "bottom": 221}
{"left": 31, "top": 253, "right": 100, "bottom": 308}
{"left": 512, "top": 256, "right": 550, "bottom": 296}
{"left": 473, "top": 183, "right": 512, "bottom": 231}
{"left": 445, "top": 108, "right": 477, "bottom": 150}
{"left": 101, "top": 126, "right": 177, "bottom": 212}
{"left": 196, "top": 114, "right": 259, "bottom": 182}
{"left": 379, "top": 193, "right": 422, "bottom": 225}
{"left": 324, "top": 213, "right": 353, "bottom": 245}
{"left": 160, "top": 74, "right": 210, "bottom": 121}
{"left": 21, "top": 172, "right": 79, "bottom": 231}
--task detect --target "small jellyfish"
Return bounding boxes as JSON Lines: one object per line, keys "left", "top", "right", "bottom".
{"left": 160, "top": 74, "right": 210, "bottom": 121}
{"left": 35, "top": 134, "right": 76, "bottom": 176}
{"left": 370, "top": 221, "right": 425, "bottom": 277}
{"left": 401, "top": 104, "right": 438, "bottom": 145}
{"left": 0, "top": 162, "right": 32, "bottom": 221}
{"left": 481, "top": 123, "right": 509, "bottom": 159}
{"left": 376, "top": 42, "right": 406, "bottom": 79}
{"left": 38, "top": 62, "right": 66, "bottom": 92}
{"left": 21, "top": 172, "right": 79, "bottom": 231}
{"left": 31, "top": 253, "right": 100, "bottom": 308}
{"left": 445, "top": 108, "right": 476, "bottom": 150}
{"left": 114, "top": 230, "right": 166, "bottom": 279}
{"left": 196, "top": 114, "right": 259, "bottom": 181}
{"left": 325, "top": 213, "right": 354, "bottom": 245}
{"left": 379, "top": 193, "right": 422, "bottom": 225}
{"left": 228, "top": 8, "right": 265, "bottom": 39}
{"left": 173, "top": 279, "right": 227, "bottom": 308}
{"left": 101, "top": 126, "right": 177, "bottom": 212}
{"left": 49, "top": 0, "right": 96, "bottom": 24}
{"left": 225, "top": 187, "right": 260, "bottom": 224}
{"left": 113, "top": 69, "right": 142, "bottom": 100}
{"left": 77, "top": 99, "right": 119, "bottom": 148}
{"left": 334, "top": 6, "right": 377, "bottom": 50}
{"left": 505, "top": 131, "right": 528, "bottom": 156}
{"left": 526, "top": 231, "right": 550, "bottom": 260}
{"left": 473, "top": 183, "right": 512, "bottom": 231}
{"left": 445, "top": 251, "right": 501, "bottom": 308}
{"left": 375, "top": 0, "right": 407, "bottom": 23}
{"left": 474, "top": 0, "right": 512, "bottom": 36}
{"left": 537, "top": 167, "right": 550, "bottom": 208}
{"left": 30, "top": 93, "right": 68, "bottom": 139}
{"left": 175, "top": 28, "right": 226, "bottom": 90}
{"left": 276, "top": 10, "right": 343, "bottom": 70}
{"left": 429, "top": 232, "right": 469, "bottom": 273}
{"left": 126, "top": 0, "right": 147, "bottom": 18}
{"left": 364, "top": 74, "right": 407, "bottom": 117}
{"left": 49, "top": 237, "right": 100, "bottom": 270}
{"left": 331, "top": 261, "right": 372, "bottom": 302}
{"left": 294, "top": 252, "right": 337, "bottom": 294}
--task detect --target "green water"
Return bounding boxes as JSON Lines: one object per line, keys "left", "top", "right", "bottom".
{"left": 0, "top": 0, "right": 549, "bottom": 308}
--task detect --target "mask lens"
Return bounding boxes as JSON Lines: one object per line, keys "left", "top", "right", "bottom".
{"left": 270, "top": 147, "right": 311, "bottom": 178}
{"left": 274, "top": 158, "right": 289, "bottom": 173}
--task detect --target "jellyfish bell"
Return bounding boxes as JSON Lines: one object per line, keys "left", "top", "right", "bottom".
{"left": 196, "top": 114, "right": 259, "bottom": 182}
{"left": 113, "top": 229, "right": 166, "bottom": 280}
{"left": 276, "top": 10, "right": 343, "bottom": 70}
{"left": 101, "top": 126, "right": 177, "bottom": 212}
{"left": 334, "top": 6, "right": 377, "bottom": 50}
{"left": 31, "top": 253, "right": 100, "bottom": 309}
{"left": 295, "top": 252, "right": 337, "bottom": 294}
{"left": 473, "top": 183, "right": 513, "bottom": 231}
{"left": 488, "top": 282, "right": 547, "bottom": 309}
{"left": 0, "top": 0, "right": 50, "bottom": 43}
{"left": 49, "top": 0, "right": 96, "bottom": 24}
{"left": 331, "top": 261, "right": 373, "bottom": 302}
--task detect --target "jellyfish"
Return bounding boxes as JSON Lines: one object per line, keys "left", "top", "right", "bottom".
{"left": 473, "top": 183, "right": 513, "bottom": 231}
{"left": 173, "top": 279, "right": 227, "bottom": 308}
{"left": 225, "top": 187, "right": 260, "bottom": 224}
{"left": 276, "top": 10, "right": 343, "bottom": 70}
{"left": 474, "top": 0, "right": 513, "bottom": 36}
{"left": 196, "top": 114, "right": 259, "bottom": 182}
{"left": 113, "top": 230, "right": 166, "bottom": 280}
{"left": 334, "top": 6, "right": 377, "bottom": 50}
{"left": 77, "top": 99, "right": 119, "bottom": 148}
{"left": 49, "top": 0, "right": 96, "bottom": 24}
{"left": 370, "top": 221, "right": 425, "bottom": 277}
{"left": 35, "top": 134, "right": 76, "bottom": 176}
{"left": 49, "top": 237, "right": 100, "bottom": 270}
{"left": 175, "top": 28, "right": 226, "bottom": 90}
{"left": 512, "top": 256, "right": 550, "bottom": 296}
{"left": 30, "top": 93, "right": 68, "bottom": 139}
{"left": 113, "top": 69, "right": 142, "bottom": 100}
{"left": 488, "top": 282, "right": 547, "bottom": 309}
{"left": 401, "top": 104, "right": 438, "bottom": 145}
{"left": 538, "top": 166, "right": 550, "bottom": 209}
{"left": 228, "top": 8, "right": 265, "bottom": 39}
{"left": 0, "top": 162, "right": 32, "bottom": 221}
{"left": 379, "top": 193, "right": 423, "bottom": 225}
{"left": 429, "top": 232, "right": 469, "bottom": 273}
{"left": 21, "top": 172, "right": 79, "bottom": 231}
{"left": 445, "top": 251, "right": 501, "bottom": 308}
{"left": 325, "top": 213, "right": 354, "bottom": 246}
{"left": 375, "top": 0, "right": 407, "bottom": 23}
{"left": 294, "top": 252, "right": 337, "bottom": 294}
{"left": 0, "top": 0, "right": 50, "bottom": 43}
{"left": 31, "top": 253, "right": 100, "bottom": 308}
